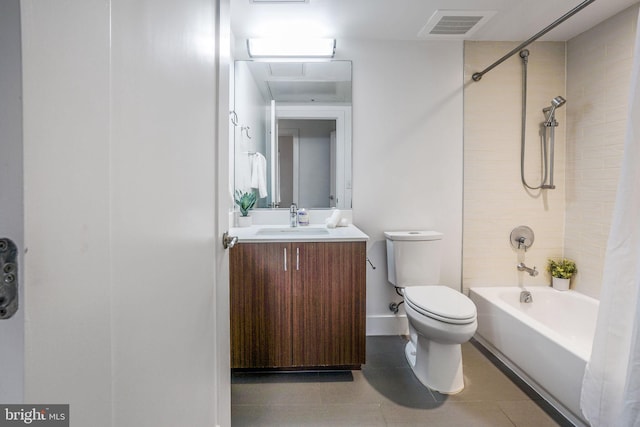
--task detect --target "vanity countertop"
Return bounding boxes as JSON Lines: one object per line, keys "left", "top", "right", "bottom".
{"left": 230, "top": 224, "right": 369, "bottom": 243}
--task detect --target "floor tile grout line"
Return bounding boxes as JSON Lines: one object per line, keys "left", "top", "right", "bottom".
{"left": 231, "top": 337, "right": 567, "bottom": 426}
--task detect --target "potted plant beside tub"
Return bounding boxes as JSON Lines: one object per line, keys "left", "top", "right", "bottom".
{"left": 547, "top": 258, "right": 577, "bottom": 291}
{"left": 234, "top": 190, "right": 257, "bottom": 227}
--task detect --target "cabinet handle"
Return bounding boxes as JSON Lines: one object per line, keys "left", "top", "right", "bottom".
{"left": 284, "top": 247, "right": 287, "bottom": 271}
{"left": 296, "top": 247, "right": 300, "bottom": 271}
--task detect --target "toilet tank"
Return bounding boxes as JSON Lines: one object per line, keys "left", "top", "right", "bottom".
{"left": 384, "top": 231, "right": 443, "bottom": 287}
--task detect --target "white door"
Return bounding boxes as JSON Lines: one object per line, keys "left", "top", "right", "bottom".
{"left": 277, "top": 129, "right": 299, "bottom": 207}
{"left": 329, "top": 130, "right": 337, "bottom": 207}
{"left": 0, "top": 0, "right": 24, "bottom": 404}
{"left": 215, "top": 1, "right": 232, "bottom": 425}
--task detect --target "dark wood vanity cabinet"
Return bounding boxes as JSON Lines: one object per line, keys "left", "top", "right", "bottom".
{"left": 229, "top": 242, "right": 292, "bottom": 368}
{"left": 230, "top": 241, "right": 366, "bottom": 369}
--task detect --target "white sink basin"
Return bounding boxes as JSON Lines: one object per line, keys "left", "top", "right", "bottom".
{"left": 256, "top": 227, "right": 329, "bottom": 236}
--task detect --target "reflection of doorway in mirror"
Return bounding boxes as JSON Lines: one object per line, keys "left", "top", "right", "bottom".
{"left": 329, "top": 130, "right": 337, "bottom": 208}
{"left": 279, "top": 119, "right": 336, "bottom": 209}
{"left": 278, "top": 131, "right": 296, "bottom": 207}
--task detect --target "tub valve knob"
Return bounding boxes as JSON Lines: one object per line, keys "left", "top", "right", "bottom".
{"left": 517, "top": 237, "right": 528, "bottom": 249}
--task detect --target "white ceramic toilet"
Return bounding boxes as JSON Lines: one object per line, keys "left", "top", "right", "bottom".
{"left": 384, "top": 230, "right": 477, "bottom": 394}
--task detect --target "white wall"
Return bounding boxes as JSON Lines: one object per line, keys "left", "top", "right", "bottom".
{"left": 0, "top": 0, "right": 24, "bottom": 404}
{"left": 339, "top": 39, "right": 464, "bottom": 335}
{"left": 228, "top": 39, "right": 463, "bottom": 335}
{"left": 21, "top": 0, "right": 222, "bottom": 426}
{"left": 233, "top": 61, "right": 268, "bottom": 197}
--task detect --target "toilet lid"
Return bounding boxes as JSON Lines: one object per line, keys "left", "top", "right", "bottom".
{"left": 404, "top": 286, "right": 477, "bottom": 324}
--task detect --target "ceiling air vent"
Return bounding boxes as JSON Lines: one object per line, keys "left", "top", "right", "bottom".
{"left": 431, "top": 16, "right": 483, "bottom": 35}
{"left": 418, "top": 10, "right": 496, "bottom": 39}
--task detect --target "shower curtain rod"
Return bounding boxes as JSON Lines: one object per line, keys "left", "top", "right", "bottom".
{"left": 472, "top": 0, "right": 596, "bottom": 82}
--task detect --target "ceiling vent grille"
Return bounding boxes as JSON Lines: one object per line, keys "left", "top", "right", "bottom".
{"left": 418, "top": 10, "right": 496, "bottom": 39}
{"left": 431, "top": 16, "right": 483, "bottom": 35}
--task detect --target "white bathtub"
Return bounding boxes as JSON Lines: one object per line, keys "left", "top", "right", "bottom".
{"left": 469, "top": 286, "right": 599, "bottom": 426}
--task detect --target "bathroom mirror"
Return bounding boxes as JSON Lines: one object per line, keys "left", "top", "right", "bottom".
{"left": 232, "top": 60, "right": 352, "bottom": 209}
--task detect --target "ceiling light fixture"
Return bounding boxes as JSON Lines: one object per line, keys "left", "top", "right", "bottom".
{"left": 247, "top": 38, "right": 336, "bottom": 58}
{"left": 251, "top": 0, "right": 308, "bottom": 3}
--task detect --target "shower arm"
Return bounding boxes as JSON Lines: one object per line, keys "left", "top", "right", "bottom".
{"left": 472, "top": 0, "right": 595, "bottom": 82}
{"left": 543, "top": 96, "right": 566, "bottom": 126}
{"left": 544, "top": 109, "right": 559, "bottom": 126}
{"left": 544, "top": 106, "right": 557, "bottom": 125}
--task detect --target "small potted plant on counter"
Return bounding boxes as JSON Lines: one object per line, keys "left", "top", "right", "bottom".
{"left": 234, "top": 190, "right": 257, "bottom": 227}
{"left": 547, "top": 258, "right": 577, "bottom": 291}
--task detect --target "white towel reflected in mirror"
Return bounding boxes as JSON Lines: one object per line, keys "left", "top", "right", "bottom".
{"left": 250, "top": 152, "right": 268, "bottom": 198}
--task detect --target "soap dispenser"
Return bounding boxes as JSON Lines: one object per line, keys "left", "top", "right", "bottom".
{"left": 298, "top": 208, "right": 309, "bottom": 226}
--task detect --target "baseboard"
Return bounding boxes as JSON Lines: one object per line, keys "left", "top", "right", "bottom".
{"left": 366, "top": 314, "right": 409, "bottom": 336}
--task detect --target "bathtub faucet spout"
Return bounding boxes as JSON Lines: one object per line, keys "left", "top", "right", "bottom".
{"left": 520, "top": 290, "right": 533, "bottom": 303}
{"left": 517, "top": 262, "right": 539, "bottom": 277}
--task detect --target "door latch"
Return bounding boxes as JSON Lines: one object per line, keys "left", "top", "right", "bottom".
{"left": 222, "top": 231, "right": 239, "bottom": 249}
{"left": 0, "top": 238, "right": 18, "bottom": 319}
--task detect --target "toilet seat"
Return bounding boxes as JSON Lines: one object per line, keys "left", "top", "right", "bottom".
{"left": 404, "top": 286, "right": 476, "bottom": 325}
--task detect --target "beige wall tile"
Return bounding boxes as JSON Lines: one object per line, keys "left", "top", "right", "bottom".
{"left": 463, "top": 41, "right": 566, "bottom": 290}
{"left": 463, "top": 5, "right": 639, "bottom": 298}
{"left": 565, "top": 4, "right": 638, "bottom": 298}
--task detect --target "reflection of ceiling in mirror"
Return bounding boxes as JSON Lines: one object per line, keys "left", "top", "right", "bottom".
{"left": 268, "top": 62, "right": 305, "bottom": 77}
{"left": 244, "top": 60, "right": 352, "bottom": 103}
{"left": 268, "top": 81, "right": 351, "bottom": 102}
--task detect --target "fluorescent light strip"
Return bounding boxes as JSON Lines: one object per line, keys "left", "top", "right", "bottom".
{"left": 251, "top": 0, "right": 308, "bottom": 3}
{"left": 247, "top": 38, "right": 336, "bottom": 58}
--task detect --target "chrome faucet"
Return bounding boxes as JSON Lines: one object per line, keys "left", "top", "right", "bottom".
{"left": 520, "top": 290, "right": 533, "bottom": 303}
{"left": 517, "top": 262, "right": 539, "bottom": 277}
{"left": 289, "top": 203, "right": 298, "bottom": 227}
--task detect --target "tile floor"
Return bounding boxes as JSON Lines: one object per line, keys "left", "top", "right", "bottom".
{"left": 231, "top": 336, "right": 573, "bottom": 426}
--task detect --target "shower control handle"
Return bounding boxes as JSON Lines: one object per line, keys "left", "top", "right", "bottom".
{"left": 510, "top": 226, "right": 535, "bottom": 252}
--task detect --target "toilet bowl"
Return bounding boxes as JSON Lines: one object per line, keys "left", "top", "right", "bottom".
{"left": 403, "top": 285, "right": 477, "bottom": 394}
{"left": 384, "top": 231, "right": 478, "bottom": 394}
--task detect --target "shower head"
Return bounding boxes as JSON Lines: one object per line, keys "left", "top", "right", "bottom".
{"left": 543, "top": 96, "right": 567, "bottom": 125}
{"left": 543, "top": 96, "right": 566, "bottom": 113}
{"left": 552, "top": 96, "right": 567, "bottom": 108}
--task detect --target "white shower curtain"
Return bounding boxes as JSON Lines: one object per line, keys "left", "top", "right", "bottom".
{"left": 580, "top": 10, "right": 640, "bottom": 427}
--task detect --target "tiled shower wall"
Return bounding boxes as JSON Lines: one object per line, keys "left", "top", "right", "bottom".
{"left": 463, "top": 5, "right": 639, "bottom": 299}
{"left": 463, "top": 41, "right": 566, "bottom": 292}
{"left": 564, "top": 5, "right": 638, "bottom": 299}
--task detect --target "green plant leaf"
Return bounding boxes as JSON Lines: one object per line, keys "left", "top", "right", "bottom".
{"left": 234, "top": 190, "right": 257, "bottom": 216}
{"left": 546, "top": 258, "right": 577, "bottom": 279}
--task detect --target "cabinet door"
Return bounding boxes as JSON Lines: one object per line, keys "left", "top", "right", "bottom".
{"left": 230, "top": 242, "right": 292, "bottom": 368}
{"left": 292, "top": 242, "right": 366, "bottom": 367}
